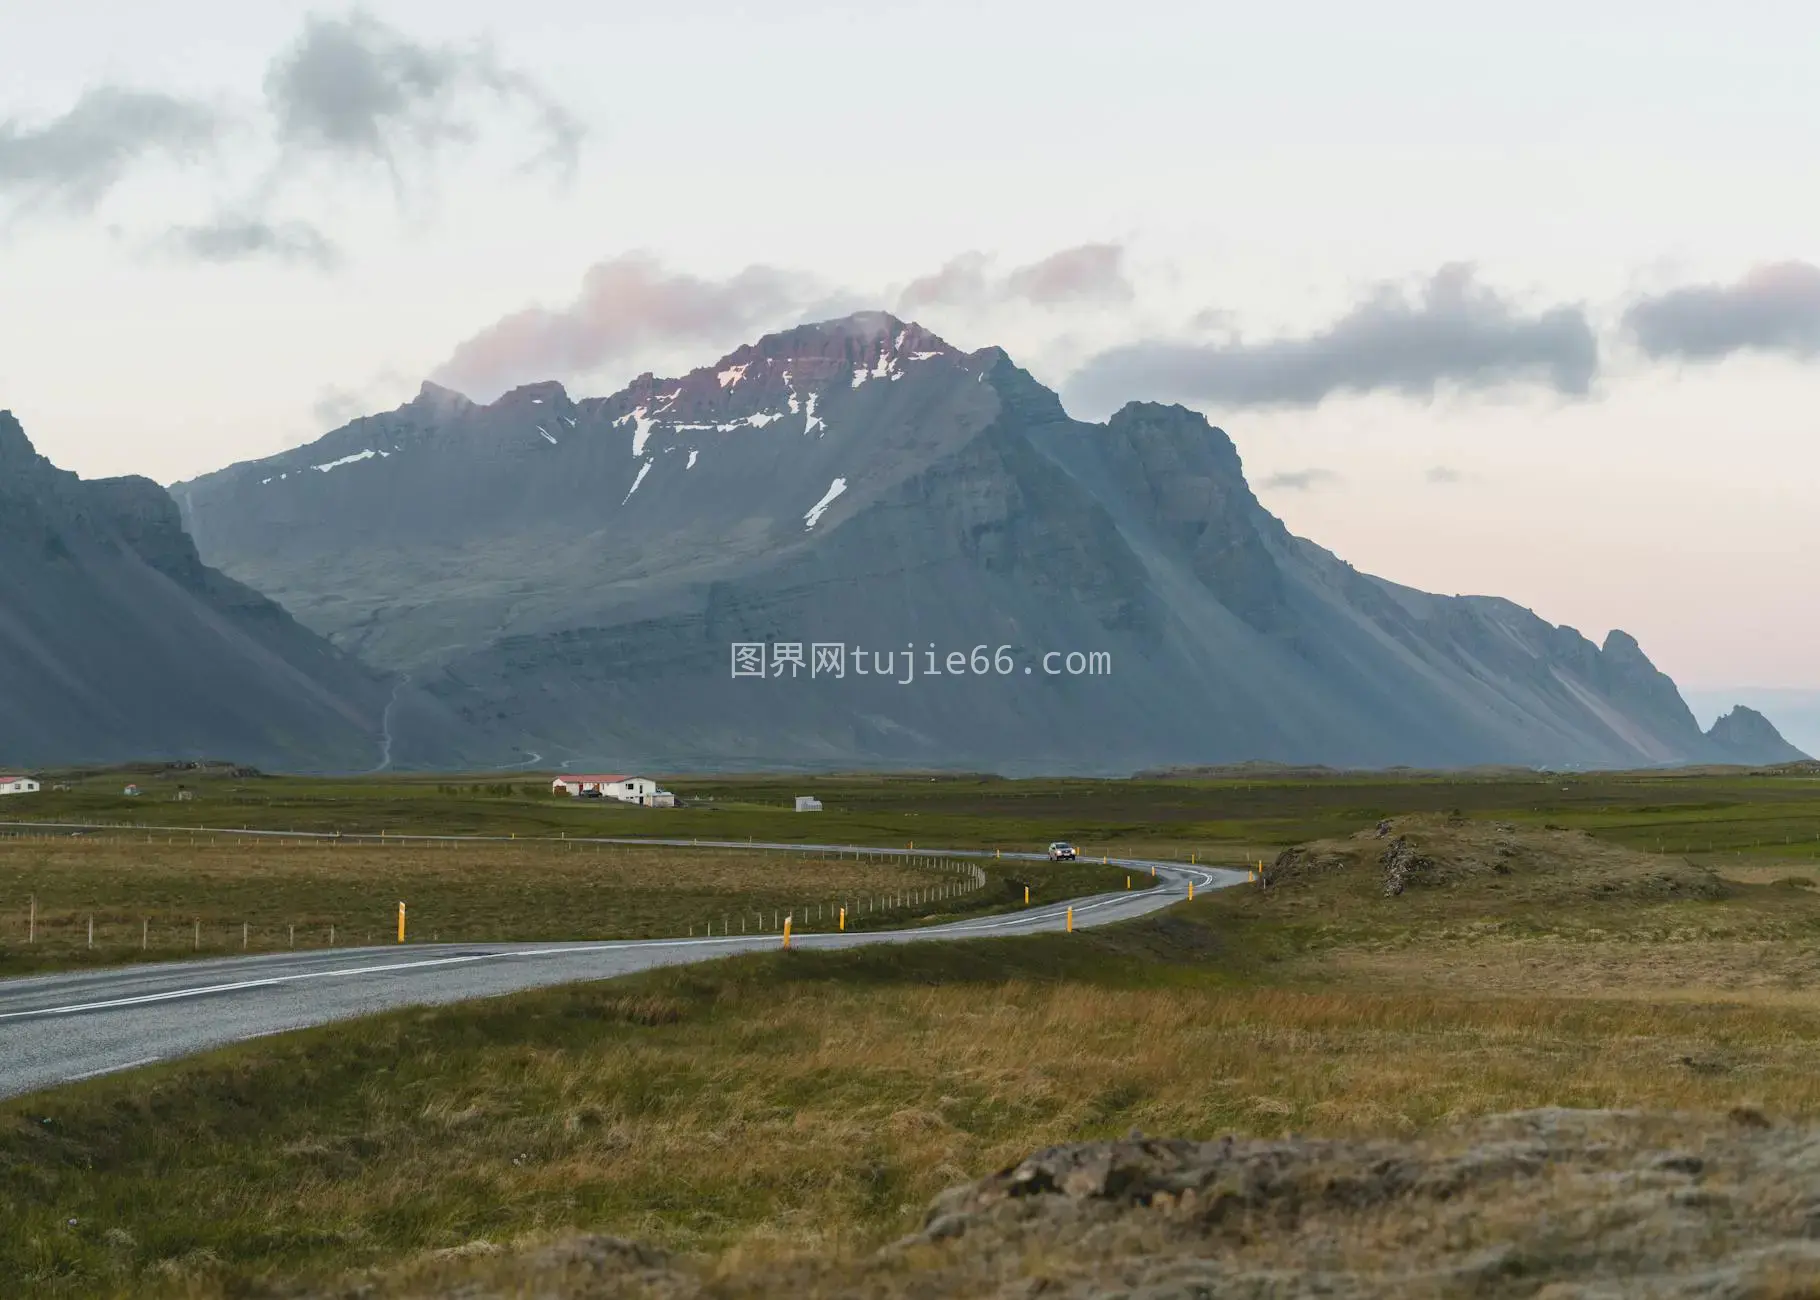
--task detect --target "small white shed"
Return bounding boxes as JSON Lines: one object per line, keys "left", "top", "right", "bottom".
{"left": 795, "top": 796, "right": 822, "bottom": 812}
{"left": 0, "top": 776, "right": 40, "bottom": 797}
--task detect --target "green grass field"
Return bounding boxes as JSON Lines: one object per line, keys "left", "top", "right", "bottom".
{"left": 6, "top": 762, "right": 1818, "bottom": 862}
{"left": 5, "top": 764, "right": 1820, "bottom": 1295}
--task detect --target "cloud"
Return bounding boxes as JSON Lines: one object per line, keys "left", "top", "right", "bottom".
{"left": 1425, "top": 465, "right": 1464, "bottom": 484}
{"left": 433, "top": 253, "right": 815, "bottom": 399}
{"left": 899, "top": 252, "right": 991, "bottom": 312}
{"left": 899, "top": 243, "right": 1132, "bottom": 312}
{"left": 1067, "top": 264, "right": 1599, "bottom": 412}
{"left": 159, "top": 216, "right": 340, "bottom": 269}
{"left": 263, "top": 12, "right": 582, "bottom": 178}
{"left": 1004, "top": 243, "right": 1133, "bottom": 305}
{"left": 0, "top": 87, "right": 219, "bottom": 211}
{"left": 312, "top": 385, "right": 369, "bottom": 427}
{"left": 1259, "top": 468, "right": 1342, "bottom": 491}
{"left": 1623, "top": 261, "right": 1820, "bottom": 362}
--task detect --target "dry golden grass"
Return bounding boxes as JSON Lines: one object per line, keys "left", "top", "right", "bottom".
{"left": 0, "top": 835, "right": 979, "bottom": 971}
{"left": 17, "top": 812, "right": 1820, "bottom": 1295}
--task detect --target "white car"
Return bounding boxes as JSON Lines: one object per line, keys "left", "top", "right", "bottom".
{"left": 1047, "top": 841, "right": 1078, "bottom": 862}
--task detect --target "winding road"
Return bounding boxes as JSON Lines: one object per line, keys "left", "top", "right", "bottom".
{"left": 0, "top": 837, "right": 1243, "bottom": 1101}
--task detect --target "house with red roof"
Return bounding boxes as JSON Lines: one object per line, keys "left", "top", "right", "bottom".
{"left": 551, "top": 774, "right": 674, "bottom": 807}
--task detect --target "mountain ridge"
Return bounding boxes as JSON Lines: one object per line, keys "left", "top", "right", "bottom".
{"left": 170, "top": 314, "right": 1808, "bottom": 774}
{"left": 0, "top": 410, "right": 395, "bottom": 771}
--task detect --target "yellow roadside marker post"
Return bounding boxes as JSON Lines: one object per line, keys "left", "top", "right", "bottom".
{"left": 1187, "top": 881, "right": 1195, "bottom": 901}
{"left": 1024, "top": 885, "right": 1030, "bottom": 905}
{"left": 1066, "top": 906, "right": 1074, "bottom": 933}
{"left": 1126, "top": 876, "right": 1131, "bottom": 890}
{"left": 397, "top": 901, "right": 406, "bottom": 943}
{"left": 783, "top": 915, "right": 792, "bottom": 949}
{"left": 838, "top": 907, "right": 846, "bottom": 932}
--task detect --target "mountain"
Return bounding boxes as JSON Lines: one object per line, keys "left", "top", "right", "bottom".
{"left": 1704, "top": 706, "right": 1811, "bottom": 765}
{"left": 0, "top": 411, "right": 392, "bottom": 771}
{"left": 1684, "top": 688, "right": 1820, "bottom": 763}
{"left": 175, "top": 313, "right": 1775, "bottom": 774}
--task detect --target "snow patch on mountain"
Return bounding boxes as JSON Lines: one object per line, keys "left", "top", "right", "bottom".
{"left": 686, "top": 449, "right": 699, "bottom": 469}
{"left": 803, "top": 476, "right": 847, "bottom": 529}
{"left": 717, "top": 364, "right": 749, "bottom": 389}
{"left": 536, "top": 426, "right": 557, "bottom": 445}
{"left": 623, "top": 460, "right": 652, "bottom": 504}
{"left": 632, "top": 411, "right": 657, "bottom": 456}
{"left": 314, "top": 450, "right": 378, "bottom": 473}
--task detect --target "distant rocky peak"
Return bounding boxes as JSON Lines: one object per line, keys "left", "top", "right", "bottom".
{"left": 0, "top": 409, "right": 38, "bottom": 466}
{"left": 413, "top": 380, "right": 475, "bottom": 411}
{"left": 578, "top": 313, "right": 981, "bottom": 454}
{"left": 721, "top": 312, "right": 962, "bottom": 381}
{"left": 493, "top": 380, "right": 571, "bottom": 409}
{"left": 1708, "top": 705, "right": 1811, "bottom": 762}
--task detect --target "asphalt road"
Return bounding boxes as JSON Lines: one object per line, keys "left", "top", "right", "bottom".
{"left": 0, "top": 839, "right": 1243, "bottom": 1101}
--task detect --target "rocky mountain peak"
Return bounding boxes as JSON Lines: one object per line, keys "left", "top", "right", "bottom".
{"left": 722, "top": 312, "right": 963, "bottom": 379}
{"left": 412, "top": 380, "right": 476, "bottom": 413}
{"left": 1707, "top": 705, "right": 1811, "bottom": 763}
{"left": 0, "top": 409, "right": 47, "bottom": 475}
{"left": 575, "top": 312, "right": 984, "bottom": 459}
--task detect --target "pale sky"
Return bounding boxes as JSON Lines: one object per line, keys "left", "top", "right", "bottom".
{"left": 4, "top": 1, "right": 1818, "bottom": 692}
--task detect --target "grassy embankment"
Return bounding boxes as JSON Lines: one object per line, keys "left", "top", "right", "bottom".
{"left": 7, "top": 769, "right": 1820, "bottom": 1295}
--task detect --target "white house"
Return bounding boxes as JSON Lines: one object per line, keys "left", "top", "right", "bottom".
{"left": 0, "top": 775, "right": 40, "bottom": 796}
{"left": 795, "top": 796, "right": 822, "bottom": 812}
{"left": 552, "top": 774, "right": 675, "bottom": 807}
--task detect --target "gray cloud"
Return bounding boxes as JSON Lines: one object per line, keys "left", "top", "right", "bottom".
{"left": 1623, "top": 262, "right": 1820, "bottom": 362}
{"left": 264, "top": 13, "right": 582, "bottom": 177}
{"left": 0, "top": 87, "right": 219, "bottom": 211}
{"left": 433, "top": 253, "right": 815, "bottom": 399}
{"left": 899, "top": 244, "right": 1132, "bottom": 312}
{"left": 159, "top": 216, "right": 340, "bottom": 269}
{"left": 1425, "top": 465, "right": 1464, "bottom": 484}
{"left": 1067, "top": 264, "right": 1599, "bottom": 411}
{"left": 1259, "top": 468, "right": 1342, "bottom": 491}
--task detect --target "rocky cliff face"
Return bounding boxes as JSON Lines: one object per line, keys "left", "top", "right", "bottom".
{"left": 174, "top": 314, "right": 1771, "bottom": 773}
{"left": 0, "top": 411, "right": 392, "bottom": 771}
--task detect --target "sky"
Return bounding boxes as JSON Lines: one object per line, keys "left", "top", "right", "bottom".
{"left": 3, "top": 1, "right": 1818, "bottom": 696}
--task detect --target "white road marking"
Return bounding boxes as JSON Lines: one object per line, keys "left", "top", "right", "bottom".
{"left": 64, "top": 1055, "right": 160, "bottom": 1082}
{"left": 0, "top": 937, "right": 771, "bottom": 1022}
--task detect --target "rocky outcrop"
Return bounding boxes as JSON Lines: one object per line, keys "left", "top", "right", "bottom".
{"left": 352, "top": 1109, "right": 1820, "bottom": 1298}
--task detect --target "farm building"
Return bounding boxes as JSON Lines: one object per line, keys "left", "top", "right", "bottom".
{"left": 551, "top": 774, "right": 675, "bottom": 807}
{"left": 795, "top": 796, "right": 823, "bottom": 812}
{"left": 0, "top": 775, "right": 40, "bottom": 796}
